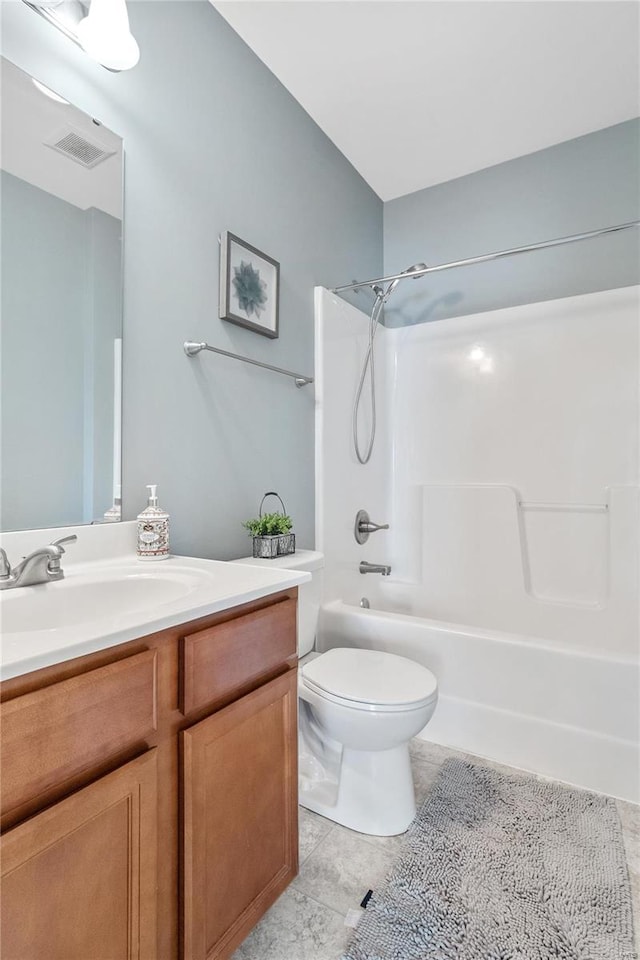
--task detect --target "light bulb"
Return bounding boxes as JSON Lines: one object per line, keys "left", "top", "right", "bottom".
{"left": 76, "top": 0, "right": 140, "bottom": 71}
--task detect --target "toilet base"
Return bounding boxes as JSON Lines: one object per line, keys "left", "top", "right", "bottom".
{"left": 299, "top": 743, "right": 416, "bottom": 836}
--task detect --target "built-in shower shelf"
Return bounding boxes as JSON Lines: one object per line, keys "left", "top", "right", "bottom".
{"left": 517, "top": 497, "right": 609, "bottom": 607}
{"left": 518, "top": 501, "right": 608, "bottom": 513}
{"left": 418, "top": 484, "right": 637, "bottom": 618}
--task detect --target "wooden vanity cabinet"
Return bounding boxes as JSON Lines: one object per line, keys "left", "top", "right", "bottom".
{"left": 0, "top": 587, "right": 298, "bottom": 960}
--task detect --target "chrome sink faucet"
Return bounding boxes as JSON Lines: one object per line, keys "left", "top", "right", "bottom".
{"left": 359, "top": 561, "right": 391, "bottom": 576}
{"left": 0, "top": 535, "right": 77, "bottom": 590}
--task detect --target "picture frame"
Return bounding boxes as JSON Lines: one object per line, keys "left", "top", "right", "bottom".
{"left": 219, "top": 231, "right": 280, "bottom": 339}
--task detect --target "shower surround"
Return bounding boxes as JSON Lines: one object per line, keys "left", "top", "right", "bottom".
{"left": 314, "top": 285, "right": 639, "bottom": 802}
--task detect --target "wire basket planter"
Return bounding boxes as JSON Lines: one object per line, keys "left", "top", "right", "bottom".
{"left": 245, "top": 492, "right": 296, "bottom": 559}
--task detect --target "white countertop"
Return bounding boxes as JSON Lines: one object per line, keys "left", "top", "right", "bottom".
{"left": 0, "top": 552, "right": 309, "bottom": 681}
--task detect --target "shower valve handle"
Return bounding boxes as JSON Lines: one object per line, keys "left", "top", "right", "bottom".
{"left": 359, "top": 520, "right": 389, "bottom": 534}
{"left": 354, "top": 509, "right": 389, "bottom": 545}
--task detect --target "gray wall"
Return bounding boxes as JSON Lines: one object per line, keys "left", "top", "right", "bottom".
{"left": 85, "top": 207, "right": 122, "bottom": 522}
{"left": 1, "top": 170, "right": 86, "bottom": 530}
{"left": 1, "top": 170, "right": 121, "bottom": 530}
{"left": 1, "top": 1, "right": 383, "bottom": 556}
{"left": 383, "top": 120, "right": 640, "bottom": 327}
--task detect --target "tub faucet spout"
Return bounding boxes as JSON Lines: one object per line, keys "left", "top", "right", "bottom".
{"left": 359, "top": 561, "right": 391, "bottom": 576}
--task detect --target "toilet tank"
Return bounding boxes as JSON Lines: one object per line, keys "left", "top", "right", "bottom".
{"left": 231, "top": 550, "right": 324, "bottom": 657}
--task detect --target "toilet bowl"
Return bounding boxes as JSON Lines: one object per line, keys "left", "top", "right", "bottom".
{"left": 299, "top": 647, "right": 437, "bottom": 835}
{"left": 232, "top": 550, "right": 439, "bottom": 836}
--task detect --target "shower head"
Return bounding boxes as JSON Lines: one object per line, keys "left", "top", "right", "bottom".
{"left": 382, "top": 262, "right": 428, "bottom": 301}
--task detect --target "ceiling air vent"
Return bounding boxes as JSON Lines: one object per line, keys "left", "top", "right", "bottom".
{"left": 44, "top": 125, "right": 116, "bottom": 169}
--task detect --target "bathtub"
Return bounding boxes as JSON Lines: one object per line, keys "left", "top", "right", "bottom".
{"left": 316, "top": 600, "right": 640, "bottom": 803}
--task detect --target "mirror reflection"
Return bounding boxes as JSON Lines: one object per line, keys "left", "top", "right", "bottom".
{"left": 0, "top": 57, "right": 123, "bottom": 532}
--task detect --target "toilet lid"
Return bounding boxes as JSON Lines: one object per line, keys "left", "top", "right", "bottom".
{"left": 301, "top": 648, "right": 437, "bottom": 708}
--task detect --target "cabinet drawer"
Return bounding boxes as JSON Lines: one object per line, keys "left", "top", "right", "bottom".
{"left": 1, "top": 649, "right": 157, "bottom": 817}
{"left": 180, "top": 596, "right": 296, "bottom": 715}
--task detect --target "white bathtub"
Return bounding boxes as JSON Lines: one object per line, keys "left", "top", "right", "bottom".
{"left": 317, "top": 600, "right": 640, "bottom": 803}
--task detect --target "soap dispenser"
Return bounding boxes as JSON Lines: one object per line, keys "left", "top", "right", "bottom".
{"left": 137, "top": 485, "right": 170, "bottom": 561}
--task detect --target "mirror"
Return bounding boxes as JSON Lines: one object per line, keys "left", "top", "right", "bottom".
{"left": 0, "top": 58, "right": 123, "bottom": 532}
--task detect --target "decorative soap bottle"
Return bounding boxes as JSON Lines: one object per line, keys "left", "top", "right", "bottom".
{"left": 137, "top": 485, "right": 170, "bottom": 561}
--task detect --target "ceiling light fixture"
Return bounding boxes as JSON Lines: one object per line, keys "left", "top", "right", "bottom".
{"left": 21, "top": 0, "right": 140, "bottom": 71}
{"left": 76, "top": 0, "right": 139, "bottom": 71}
{"left": 31, "top": 78, "right": 70, "bottom": 104}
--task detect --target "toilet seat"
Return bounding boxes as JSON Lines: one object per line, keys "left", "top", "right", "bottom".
{"left": 301, "top": 647, "right": 437, "bottom": 713}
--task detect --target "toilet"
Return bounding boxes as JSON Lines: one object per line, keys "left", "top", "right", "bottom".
{"left": 234, "top": 550, "right": 438, "bottom": 836}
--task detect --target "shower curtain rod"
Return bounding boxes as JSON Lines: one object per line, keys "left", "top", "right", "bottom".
{"left": 332, "top": 220, "right": 640, "bottom": 295}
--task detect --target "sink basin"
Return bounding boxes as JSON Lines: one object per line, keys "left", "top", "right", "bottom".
{"left": 0, "top": 554, "right": 310, "bottom": 681}
{"left": 1, "top": 570, "right": 197, "bottom": 633}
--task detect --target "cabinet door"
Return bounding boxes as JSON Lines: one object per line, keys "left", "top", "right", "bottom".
{"left": 1, "top": 750, "right": 158, "bottom": 960}
{"left": 182, "top": 669, "right": 298, "bottom": 960}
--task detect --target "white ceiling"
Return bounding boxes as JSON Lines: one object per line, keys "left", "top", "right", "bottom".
{"left": 1, "top": 58, "right": 122, "bottom": 219}
{"left": 213, "top": 1, "right": 640, "bottom": 201}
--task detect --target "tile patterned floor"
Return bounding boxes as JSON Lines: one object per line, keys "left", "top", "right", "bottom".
{"left": 231, "top": 740, "right": 640, "bottom": 960}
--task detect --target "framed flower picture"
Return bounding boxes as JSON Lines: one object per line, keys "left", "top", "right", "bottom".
{"left": 219, "top": 232, "right": 280, "bottom": 339}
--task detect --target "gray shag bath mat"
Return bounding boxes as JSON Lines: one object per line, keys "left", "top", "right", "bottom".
{"left": 344, "top": 758, "right": 636, "bottom": 960}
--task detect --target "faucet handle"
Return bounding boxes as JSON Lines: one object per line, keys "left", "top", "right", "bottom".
{"left": 50, "top": 534, "right": 78, "bottom": 554}
{"left": 360, "top": 520, "right": 389, "bottom": 533}
{"left": 0, "top": 548, "right": 11, "bottom": 579}
{"left": 354, "top": 509, "right": 390, "bottom": 545}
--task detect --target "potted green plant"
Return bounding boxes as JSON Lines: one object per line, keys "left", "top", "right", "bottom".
{"left": 243, "top": 492, "right": 295, "bottom": 559}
